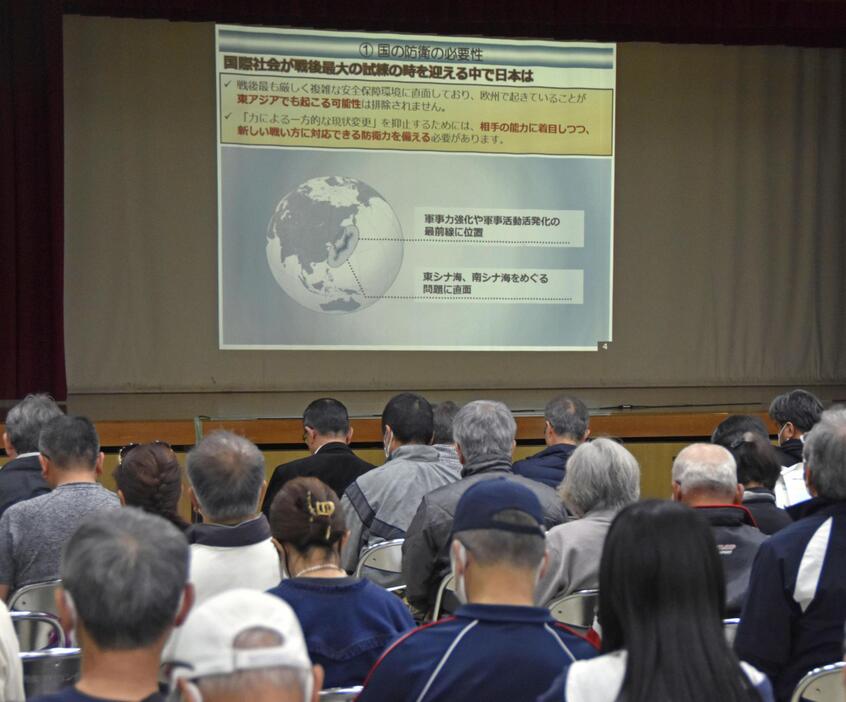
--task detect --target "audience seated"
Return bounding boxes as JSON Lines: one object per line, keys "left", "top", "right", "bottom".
{"left": 340, "top": 393, "right": 461, "bottom": 572}
{"left": 358, "top": 479, "right": 596, "bottom": 702}
{"left": 114, "top": 442, "right": 190, "bottom": 532}
{"left": 0, "top": 415, "right": 119, "bottom": 601}
{"left": 0, "top": 393, "right": 63, "bottom": 518}
{"left": 261, "top": 398, "right": 374, "bottom": 516}
{"left": 729, "top": 433, "right": 793, "bottom": 535}
{"left": 536, "top": 438, "right": 640, "bottom": 605}
{"left": 512, "top": 395, "right": 590, "bottom": 489}
{"left": 735, "top": 407, "right": 846, "bottom": 702}
{"left": 671, "top": 443, "right": 767, "bottom": 616}
{"left": 430, "top": 401, "right": 462, "bottom": 475}
{"left": 29, "top": 508, "right": 192, "bottom": 702}
{"left": 0, "top": 600, "right": 23, "bottom": 700}
{"left": 538, "top": 500, "right": 773, "bottom": 702}
{"left": 165, "top": 589, "right": 322, "bottom": 702}
{"left": 402, "top": 400, "right": 567, "bottom": 615}
{"left": 185, "top": 431, "right": 280, "bottom": 604}
{"left": 266, "top": 477, "right": 414, "bottom": 688}
{"left": 768, "top": 389, "right": 824, "bottom": 506}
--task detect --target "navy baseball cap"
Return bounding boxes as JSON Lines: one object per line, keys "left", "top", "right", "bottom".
{"left": 452, "top": 478, "right": 545, "bottom": 537}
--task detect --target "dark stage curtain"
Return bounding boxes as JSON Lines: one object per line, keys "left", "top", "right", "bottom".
{"left": 0, "top": 0, "right": 67, "bottom": 401}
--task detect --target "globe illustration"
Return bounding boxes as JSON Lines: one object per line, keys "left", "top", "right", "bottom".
{"left": 266, "top": 176, "right": 404, "bottom": 313}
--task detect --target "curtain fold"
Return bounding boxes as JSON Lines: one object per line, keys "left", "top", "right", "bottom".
{"left": 0, "top": 0, "right": 67, "bottom": 401}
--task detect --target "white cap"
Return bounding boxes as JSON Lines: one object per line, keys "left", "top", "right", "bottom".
{"left": 166, "top": 589, "right": 312, "bottom": 682}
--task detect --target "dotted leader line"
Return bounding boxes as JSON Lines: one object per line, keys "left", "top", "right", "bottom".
{"left": 346, "top": 260, "right": 366, "bottom": 296}
{"left": 358, "top": 238, "right": 572, "bottom": 245}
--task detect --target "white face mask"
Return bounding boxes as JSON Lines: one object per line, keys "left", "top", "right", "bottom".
{"left": 450, "top": 541, "right": 468, "bottom": 605}
{"left": 776, "top": 423, "right": 786, "bottom": 446}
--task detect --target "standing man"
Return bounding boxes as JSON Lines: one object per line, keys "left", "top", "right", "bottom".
{"left": 0, "top": 394, "right": 63, "bottom": 518}
{"left": 512, "top": 395, "right": 590, "bottom": 489}
{"left": 262, "top": 398, "right": 373, "bottom": 515}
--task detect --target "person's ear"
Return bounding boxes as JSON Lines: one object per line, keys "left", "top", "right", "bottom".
{"left": 805, "top": 464, "right": 818, "bottom": 497}
{"left": 345, "top": 427, "right": 354, "bottom": 444}
{"left": 55, "top": 587, "right": 75, "bottom": 637}
{"left": 2, "top": 433, "right": 14, "bottom": 458}
{"left": 339, "top": 530, "right": 351, "bottom": 552}
{"left": 783, "top": 421, "right": 797, "bottom": 441}
{"left": 39, "top": 453, "right": 49, "bottom": 479}
{"left": 117, "top": 489, "right": 127, "bottom": 507}
{"left": 451, "top": 540, "right": 467, "bottom": 576}
{"left": 187, "top": 486, "right": 203, "bottom": 516}
{"left": 582, "top": 427, "right": 591, "bottom": 442}
{"left": 174, "top": 584, "right": 195, "bottom": 627}
{"left": 455, "top": 444, "right": 466, "bottom": 465}
{"left": 734, "top": 484, "right": 744, "bottom": 505}
{"left": 95, "top": 451, "right": 105, "bottom": 477}
{"left": 256, "top": 480, "right": 268, "bottom": 511}
{"left": 511, "top": 439, "right": 517, "bottom": 458}
{"left": 311, "top": 664, "right": 325, "bottom": 702}
{"left": 671, "top": 481, "right": 683, "bottom": 502}
{"left": 538, "top": 549, "right": 550, "bottom": 581}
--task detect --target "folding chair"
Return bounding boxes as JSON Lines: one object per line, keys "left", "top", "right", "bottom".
{"left": 10, "top": 611, "right": 67, "bottom": 651}
{"left": 9, "top": 579, "right": 63, "bottom": 616}
{"left": 722, "top": 618, "right": 740, "bottom": 646}
{"left": 320, "top": 686, "right": 364, "bottom": 700}
{"left": 431, "top": 573, "right": 456, "bottom": 620}
{"left": 19, "top": 647, "right": 81, "bottom": 698}
{"left": 354, "top": 539, "right": 405, "bottom": 590}
{"left": 547, "top": 589, "right": 599, "bottom": 633}
{"left": 789, "top": 662, "right": 846, "bottom": 702}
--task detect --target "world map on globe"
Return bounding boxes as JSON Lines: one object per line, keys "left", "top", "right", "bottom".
{"left": 266, "top": 176, "right": 404, "bottom": 313}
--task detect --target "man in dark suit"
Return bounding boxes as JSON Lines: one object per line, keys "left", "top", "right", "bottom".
{"left": 262, "top": 398, "right": 374, "bottom": 515}
{"left": 0, "top": 393, "right": 64, "bottom": 518}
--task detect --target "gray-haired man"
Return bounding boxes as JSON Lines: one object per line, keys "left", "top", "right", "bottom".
{"left": 671, "top": 442, "right": 767, "bottom": 616}
{"left": 512, "top": 395, "right": 590, "bottom": 489}
{"left": 402, "top": 400, "right": 567, "bottom": 615}
{"left": 29, "top": 508, "right": 193, "bottom": 702}
{"left": 186, "top": 431, "right": 280, "bottom": 604}
{"left": 0, "top": 393, "right": 63, "bottom": 518}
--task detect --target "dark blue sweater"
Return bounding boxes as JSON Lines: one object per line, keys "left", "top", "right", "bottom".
{"left": 266, "top": 577, "right": 414, "bottom": 688}
{"left": 512, "top": 444, "right": 576, "bottom": 489}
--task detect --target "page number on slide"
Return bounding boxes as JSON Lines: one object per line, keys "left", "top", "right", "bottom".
{"left": 598, "top": 341, "right": 611, "bottom": 351}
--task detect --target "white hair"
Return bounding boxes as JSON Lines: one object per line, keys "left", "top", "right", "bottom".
{"left": 672, "top": 443, "right": 737, "bottom": 498}
{"left": 559, "top": 438, "right": 640, "bottom": 516}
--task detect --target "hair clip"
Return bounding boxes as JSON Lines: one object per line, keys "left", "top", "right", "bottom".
{"left": 306, "top": 492, "right": 336, "bottom": 523}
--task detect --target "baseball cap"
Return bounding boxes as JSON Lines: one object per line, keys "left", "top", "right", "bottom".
{"left": 452, "top": 478, "right": 545, "bottom": 537}
{"left": 166, "top": 589, "right": 312, "bottom": 682}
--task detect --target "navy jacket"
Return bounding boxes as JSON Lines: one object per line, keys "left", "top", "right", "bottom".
{"left": 696, "top": 505, "right": 767, "bottom": 617}
{"left": 0, "top": 454, "right": 49, "bottom": 519}
{"left": 735, "top": 500, "right": 846, "bottom": 701}
{"left": 266, "top": 576, "right": 414, "bottom": 688}
{"left": 261, "top": 442, "right": 374, "bottom": 516}
{"left": 357, "top": 603, "right": 597, "bottom": 702}
{"left": 512, "top": 444, "right": 576, "bottom": 489}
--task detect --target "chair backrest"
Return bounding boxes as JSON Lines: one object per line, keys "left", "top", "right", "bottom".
{"left": 9, "top": 580, "right": 63, "bottom": 616}
{"left": 10, "top": 611, "right": 67, "bottom": 651}
{"left": 722, "top": 618, "right": 740, "bottom": 647}
{"left": 320, "top": 686, "right": 364, "bottom": 701}
{"left": 790, "top": 662, "right": 846, "bottom": 702}
{"left": 19, "top": 647, "right": 81, "bottom": 699}
{"left": 354, "top": 539, "right": 405, "bottom": 589}
{"left": 548, "top": 589, "right": 599, "bottom": 632}
{"left": 431, "top": 573, "right": 456, "bottom": 620}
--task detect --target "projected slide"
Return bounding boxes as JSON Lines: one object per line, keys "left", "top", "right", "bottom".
{"left": 216, "top": 26, "right": 615, "bottom": 350}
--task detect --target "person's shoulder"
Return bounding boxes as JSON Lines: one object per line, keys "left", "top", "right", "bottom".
{"left": 551, "top": 622, "right": 601, "bottom": 659}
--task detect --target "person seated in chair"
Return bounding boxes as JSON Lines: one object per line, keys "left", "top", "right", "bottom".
{"left": 358, "top": 479, "right": 596, "bottom": 702}
{"left": 262, "top": 398, "right": 374, "bottom": 515}
{"left": 29, "top": 508, "right": 193, "bottom": 702}
{"left": 267, "top": 477, "right": 413, "bottom": 688}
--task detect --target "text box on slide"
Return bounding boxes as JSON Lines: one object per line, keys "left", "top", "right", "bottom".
{"left": 416, "top": 268, "right": 584, "bottom": 304}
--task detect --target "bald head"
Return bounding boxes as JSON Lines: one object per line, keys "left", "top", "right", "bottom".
{"left": 672, "top": 443, "right": 740, "bottom": 505}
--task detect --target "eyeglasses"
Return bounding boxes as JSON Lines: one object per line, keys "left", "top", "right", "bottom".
{"left": 118, "top": 440, "right": 173, "bottom": 464}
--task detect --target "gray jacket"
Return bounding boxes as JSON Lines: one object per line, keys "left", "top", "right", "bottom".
{"left": 401, "top": 456, "right": 568, "bottom": 612}
{"left": 535, "top": 508, "right": 617, "bottom": 605}
{"left": 340, "top": 444, "right": 461, "bottom": 572}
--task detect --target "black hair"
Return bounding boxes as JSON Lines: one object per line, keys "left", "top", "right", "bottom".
{"left": 303, "top": 398, "right": 350, "bottom": 436}
{"left": 711, "top": 415, "right": 769, "bottom": 447}
{"left": 38, "top": 415, "right": 99, "bottom": 469}
{"left": 729, "top": 434, "right": 782, "bottom": 489}
{"left": 599, "top": 500, "right": 762, "bottom": 702}
{"left": 769, "top": 390, "right": 824, "bottom": 432}
{"left": 432, "top": 401, "right": 460, "bottom": 444}
{"left": 381, "top": 392, "right": 433, "bottom": 445}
